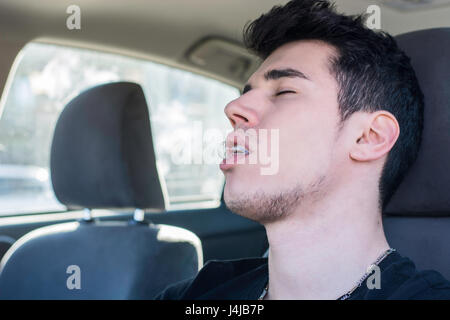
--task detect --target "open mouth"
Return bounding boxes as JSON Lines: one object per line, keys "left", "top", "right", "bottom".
{"left": 229, "top": 145, "right": 250, "bottom": 156}
{"left": 220, "top": 143, "right": 250, "bottom": 171}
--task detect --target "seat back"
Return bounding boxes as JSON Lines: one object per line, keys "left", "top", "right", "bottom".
{"left": 383, "top": 28, "right": 450, "bottom": 279}
{"left": 0, "top": 221, "right": 201, "bottom": 299}
{"left": 383, "top": 217, "right": 450, "bottom": 279}
{"left": 0, "top": 82, "right": 203, "bottom": 299}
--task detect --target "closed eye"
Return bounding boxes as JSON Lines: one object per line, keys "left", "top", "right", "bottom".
{"left": 276, "top": 90, "right": 296, "bottom": 96}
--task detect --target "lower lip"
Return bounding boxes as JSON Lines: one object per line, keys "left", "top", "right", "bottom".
{"left": 220, "top": 153, "right": 249, "bottom": 171}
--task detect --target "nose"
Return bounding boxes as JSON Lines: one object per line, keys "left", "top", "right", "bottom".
{"left": 224, "top": 95, "right": 259, "bottom": 129}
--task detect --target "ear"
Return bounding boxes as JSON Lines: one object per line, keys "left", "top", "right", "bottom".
{"left": 350, "top": 111, "right": 400, "bottom": 162}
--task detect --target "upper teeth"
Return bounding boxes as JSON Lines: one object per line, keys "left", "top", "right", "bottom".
{"left": 231, "top": 145, "right": 249, "bottom": 154}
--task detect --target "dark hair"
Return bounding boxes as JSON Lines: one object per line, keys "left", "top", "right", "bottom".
{"left": 243, "top": 0, "right": 424, "bottom": 209}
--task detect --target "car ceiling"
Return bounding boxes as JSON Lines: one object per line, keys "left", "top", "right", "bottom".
{"left": 0, "top": 0, "right": 449, "bottom": 87}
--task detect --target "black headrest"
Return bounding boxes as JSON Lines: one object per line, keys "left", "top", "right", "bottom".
{"left": 50, "top": 82, "right": 165, "bottom": 210}
{"left": 385, "top": 28, "right": 450, "bottom": 216}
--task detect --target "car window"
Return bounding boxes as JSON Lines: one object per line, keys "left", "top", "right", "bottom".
{"left": 0, "top": 42, "right": 238, "bottom": 215}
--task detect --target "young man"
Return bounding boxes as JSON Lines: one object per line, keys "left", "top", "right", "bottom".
{"left": 156, "top": 0, "right": 450, "bottom": 299}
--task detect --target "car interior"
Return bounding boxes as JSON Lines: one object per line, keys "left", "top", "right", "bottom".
{"left": 0, "top": 0, "right": 448, "bottom": 299}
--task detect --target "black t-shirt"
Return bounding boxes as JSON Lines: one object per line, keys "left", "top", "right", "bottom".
{"left": 155, "top": 251, "right": 450, "bottom": 300}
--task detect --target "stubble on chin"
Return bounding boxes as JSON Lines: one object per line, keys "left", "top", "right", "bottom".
{"left": 224, "top": 176, "right": 323, "bottom": 224}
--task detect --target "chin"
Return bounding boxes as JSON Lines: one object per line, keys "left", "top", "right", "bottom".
{"left": 223, "top": 173, "right": 313, "bottom": 225}
{"left": 223, "top": 180, "right": 242, "bottom": 204}
{"left": 223, "top": 194, "right": 262, "bottom": 222}
{"left": 223, "top": 172, "right": 256, "bottom": 199}
{"left": 223, "top": 180, "right": 275, "bottom": 223}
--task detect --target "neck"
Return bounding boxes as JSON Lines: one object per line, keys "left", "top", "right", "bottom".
{"left": 264, "top": 185, "right": 390, "bottom": 300}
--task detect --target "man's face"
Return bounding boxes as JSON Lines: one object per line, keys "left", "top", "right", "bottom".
{"left": 221, "top": 40, "right": 348, "bottom": 223}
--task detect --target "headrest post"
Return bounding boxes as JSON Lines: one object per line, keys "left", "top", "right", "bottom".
{"left": 134, "top": 208, "right": 145, "bottom": 222}
{"left": 83, "top": 208, "right": 93, "bottom": 221}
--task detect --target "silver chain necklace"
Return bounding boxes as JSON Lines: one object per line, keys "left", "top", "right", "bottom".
{"left": 258, "top": 248, "right": 396, "bottom": 300}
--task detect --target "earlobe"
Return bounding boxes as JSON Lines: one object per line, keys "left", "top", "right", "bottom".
{"left": 350, "top": 150, "right": 364, "bottom": 161}
{"left": 350, "top": 140, "right": 369, "bottom": 161}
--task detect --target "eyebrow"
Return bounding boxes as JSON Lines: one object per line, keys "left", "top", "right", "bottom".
{"left": 242, "top": 68, "right": 310, "bottom": 94}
